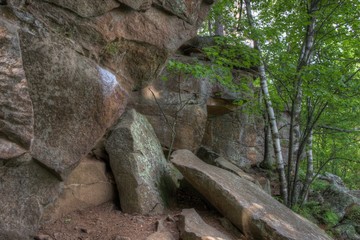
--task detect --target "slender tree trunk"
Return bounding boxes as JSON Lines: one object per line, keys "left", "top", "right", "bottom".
{"left": 261, "top": 112, "right": 274, "bottom": 169}
{"left": 289, "top": 0, "right": 318, "bottom": 207}
{"left": 300, "top": 129, "right": 314, "bottom": 203}
{"left": 208, "top": 19, "right": 212, "bottom": 36}
{"left": 245, "top": 0, "right": 288, "bottom": 204}
{"left": 214, "top": 20, "right": 224, "bottom": 36}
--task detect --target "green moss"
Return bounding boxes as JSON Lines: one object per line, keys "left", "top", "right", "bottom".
{"left": 104, "top": 41, "right": 121, "bottom": 56}
{"left": 323, "top": 210, "right": 340, "bottom": 227}
{"left": 293, "top": 201, "right": 340, "bottom": 228}
{"left": 293, "top": 201, "right": 321, "bottom": 224}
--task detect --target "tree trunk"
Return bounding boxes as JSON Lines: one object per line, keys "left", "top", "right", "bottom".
{"left": 289, "top": 0, "right": 318, "bottom": 207}
{"left": 214, "top": 17, "right": 224, "bottom": 36}
{"left": 208, "top": 19, "right": 213, "bottom": 36}
{"left": 245, "top": 0, "right": 288, "bottom": 204}
{"left": 261, "top": 111, "right": 274, "bottom": 169}
{"left": 300, "top": 129, "right": 314, "bottom": 203}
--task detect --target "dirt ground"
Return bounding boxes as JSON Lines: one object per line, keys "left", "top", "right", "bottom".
{"left": 36, "top": 187, "right": 246, "bottom": 240}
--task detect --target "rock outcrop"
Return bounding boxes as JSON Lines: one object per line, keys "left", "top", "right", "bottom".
{"left": 1, "top": 0, "right": 213, "bottom": 238}
{"left": 171, "top": 149, "right": 332, "bottom": 240}
{"left": 106, "top": 109, "right": 177, "bottom": 214}
{"left": 310, "top": 173, "right": 360, "bottom": 239}
{"left": 130, "top": 60, "right": 209, "bottom": 152}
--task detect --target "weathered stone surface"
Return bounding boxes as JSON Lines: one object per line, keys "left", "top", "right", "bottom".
{"left": 214, "top": 157, "right": 255, "bottom": 182}
{"left": 179, "top": 208, "right": 233, "bottom": 240}
{"left": 95, "top": 4, "right": 209, "bottom": 53}
{"left": 20, "top": 33, "right": 127, "bottom": 178}
{"left": 202, "top": 110, "right": 265, "bottom": 167}
{"left": 0, "top": 156, "right": 62, "bottom": 240}
{"left": 106, "top": 109, "right": 177, "bottom": 214}
{"left": 42, "top": 157, "right": 115, "bottom": 222}
{"left": 42, "top": 0, "right": 120, "bottom": 17}
{"left": 171, "top": 150, "right": 332, "bottom": 240}
{"left": 118, "top": 0, "right": 152, "bottom": 11}
{"left": 153, "top": 0, "right": 203, "bottom": 25}
{"left": 0, "top": 18, "right": 33, "bottom": 160}
{"left": 130, "top": 58, "right": 209, "bottom": 152}
{"left": 101, "top": 38, "right": 170, "bottom": 91}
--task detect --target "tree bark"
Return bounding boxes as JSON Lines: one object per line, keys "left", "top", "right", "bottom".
{"left": 245, "top": 0, "right": 288, "bottom": 204}
{"left": 300, "top": 129, "right": 314, "bottom": 203}
{"left": 214, "top": 17, "right": 225, "bottom": 36}
{"left": 261, "top": 112, "right": 274, "bottom": 169}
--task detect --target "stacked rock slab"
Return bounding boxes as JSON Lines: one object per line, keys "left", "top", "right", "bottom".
{"left": 171, "top": 150, "right": 332, "bottom": 240}
{"left": 0, "top": 0, "right": 213, "bottom": 238}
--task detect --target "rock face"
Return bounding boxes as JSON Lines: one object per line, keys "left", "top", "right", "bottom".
{"left": 0, "top": 18, "right": 33, "bottom": 160}
{"left": 130, "top": 62, "right": 209, "bottom": 152}
{"left": 171, "top": 150, "right": 332, "bottom": 240}
{"left": 20, "top": 33, "right": 127, "bottom": 179}
{"left": 132, "top": 48, "right": 273, "bottom": 167}
{"left": 202, "top": 110, "right": 265, "bottom": 167}
{"left": 0, "top": 156, "right": 62, "bottom": 240}
{"left": 179, "top": 208, "right": 233, "bottom": 240}
{"left": 42, "top": 157, "right": 116, "bottom": 222}
{"left": 106, "top": 109, "right": 177, "bottom": 214}
{"left": 1, "top": 0, "right": 212, "bottom": 238}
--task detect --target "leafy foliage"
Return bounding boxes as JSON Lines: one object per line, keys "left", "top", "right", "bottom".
{"left": 293, "top": 201, "right": 340, "bottom": 228}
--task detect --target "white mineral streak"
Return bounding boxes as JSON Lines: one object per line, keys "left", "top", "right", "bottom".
{"left": 97, "top": 66, "right": 119, "bottom": 96}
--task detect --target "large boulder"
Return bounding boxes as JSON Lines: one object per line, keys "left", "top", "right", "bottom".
{"left": 106, "top": 109, "right": 177, "bottom": 214}
{"left": 171, "top": 150, "right": 332, "bottom": 240}
{"left": 20, "top": 32, "right": 127, "bottom": 179}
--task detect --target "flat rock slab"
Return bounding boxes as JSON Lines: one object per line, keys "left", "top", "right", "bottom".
{"left": 179, "top": 208, "right": 233, "bottom": 240}
{"left": 171, "top": 150, "right": 332, "bottom": 240}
